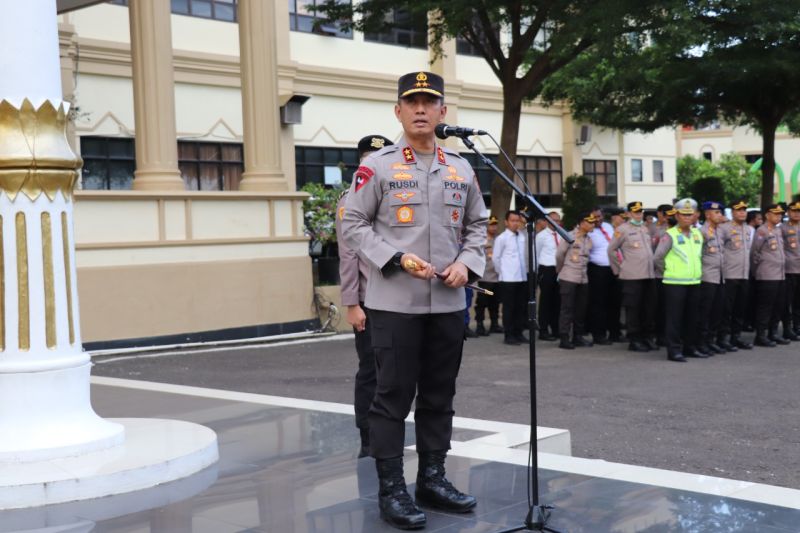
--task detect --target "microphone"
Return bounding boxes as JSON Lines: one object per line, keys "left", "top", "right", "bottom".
{"left": 434, "top": 123, "right": 487, "bottom": 139}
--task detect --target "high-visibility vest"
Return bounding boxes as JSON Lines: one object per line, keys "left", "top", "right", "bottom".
{"left": 663, "top": 226, "right": 703, "bottom": 285}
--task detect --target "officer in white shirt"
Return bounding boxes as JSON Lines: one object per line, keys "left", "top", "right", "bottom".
{"left": 585, "top": 207, "right": 617, "bottom": 344}
{"left": 493, "top": 210, "right": 529, "bottom": 345}
{"left": 534, "top": 210, "right": 562, "bottom": 340}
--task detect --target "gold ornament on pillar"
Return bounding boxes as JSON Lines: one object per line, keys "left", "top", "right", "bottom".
{"left": 0, "top": 99, "right": 81, "bottom": 202}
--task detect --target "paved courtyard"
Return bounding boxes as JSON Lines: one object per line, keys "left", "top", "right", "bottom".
{"left": 93, "top": 332, "right": 800, "bottom": 491}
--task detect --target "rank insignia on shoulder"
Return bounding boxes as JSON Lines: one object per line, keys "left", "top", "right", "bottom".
{"left": 396, "top": 206, "right": 414, "bottom": 223}
{"left": 393, "top": 191, "right": 416, "bottom": 202}
{"left": 338, "top": 206, "right": 345, "bottom": 220}
{"left": 392, "top": 163, "right": 411, "bottom": 170}
{"left": 437, "top": 146, "right": 446, "bottom": 165}
{"left": 402, "top": 147, "right": 415, "bottom": 163}
{"left": 354, "top": 166, "right": 374, "bottom": 192}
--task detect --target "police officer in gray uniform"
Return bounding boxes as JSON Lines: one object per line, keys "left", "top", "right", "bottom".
{"left": 781, "top": 200, "right": 800, "bottom": 340}
{"left": 335, "top": 134, "right": 393, "bottom": 458}
{"left": 751, "top": 204, "right": 789, "bottom": 347}
{"left": 607, "top": 201, "right": 657, "bottom": 352}
{"left": 555, "top": 211, "right": 595, "bottom": 349}
{"left": 342, "top": 71, "right": 486, "bottom": 529}
{"left": 697, "top": 201, "right": 729, "bottom": 355}
{"left": 719, "top": 200, "right": 753, "bottom": 350}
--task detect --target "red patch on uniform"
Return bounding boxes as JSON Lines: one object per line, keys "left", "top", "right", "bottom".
{"left": 402, "top": 147, "right": 415, "bottom": 163}
{"left": 437, "top": 146, "right": 446, "bottom": 165}
{"left": 354, "top": 166, "right": 373, "bottom": 192}
{"left": 451, "top": 209, "right": 460, "bottom": 223}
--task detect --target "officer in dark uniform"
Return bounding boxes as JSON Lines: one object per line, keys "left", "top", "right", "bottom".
{"left": 719, "top": 200, "right": 753, "bottom": 350}
{"left": 335, "top": 134, "right": 393, "bottom": 458}
{"left": 342, "top": 71, "right": 486, "bottom": 529}
{"left": 781, "top": 200, "right": 800, "bottom": 340}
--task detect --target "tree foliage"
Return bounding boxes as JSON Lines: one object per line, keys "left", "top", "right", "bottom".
{"left": 677, "top": 153, "right": 759, "bottom": 206}
{"left": 542, "top": 0, "right": 800, "bottom": 208}
{"left": 560, "top": 174, "right": 597, "bottom": 229}
{"left": 315, "top": 0, "right": 674, "bottom": 218}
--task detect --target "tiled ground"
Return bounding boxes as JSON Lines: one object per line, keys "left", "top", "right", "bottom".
{"left": 1, "top": 384, "right": 797, "bottom": 533}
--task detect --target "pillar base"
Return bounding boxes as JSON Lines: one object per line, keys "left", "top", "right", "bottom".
{"left": 0, "top": 418, "right": 218, "bottom": 510}
{"left": 0, "top": 363, "right": 124, "bottom": 462}
{"left": 131, "top": 171, "right": 185, "bottom": 191}
{"left": 238, "top": 172, "right": 288, "bottom": 192}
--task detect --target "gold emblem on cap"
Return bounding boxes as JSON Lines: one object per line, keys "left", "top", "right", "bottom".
{"left": 370, "top": 137, "right": 385, "bottom": 149}
{"left": 683, "top": 200, "right": 691, "bottom": 208}
{"left": 415, "top": 72, "right": 429, "bottom": 88}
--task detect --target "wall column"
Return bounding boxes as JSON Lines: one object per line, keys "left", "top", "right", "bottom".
{"left": 561, "top": 111, "right": 583, "bottom": 177}
{"left": 128, "top": 0, "right": 184, "bottom": 190}
{"left": 428, "top": 11, "right": 461, "bottom": 151}
{"left": 237, "top": 0, "right": 287, "bottom": 191}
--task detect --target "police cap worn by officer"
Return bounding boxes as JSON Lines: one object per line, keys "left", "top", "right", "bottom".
{"left": 702, "top": 201, "right": 723, "bottom": 211}
{"left": 358, "top": 135, "right": 393, "bottom": 159}
{"left": 398, "top": 71, "right": 445, "bottom": 99}
{"left": 788, "top": 201, "right": 800, "bottom": 211}
{"left": 675, "top": 198, "right": 698, "bottom": 214}
{"left": 488, "top": 215, "right": 498, "bottom": 225}
{"left": 730, "top": 199, "right": 748, "bottom": 210}
{"left": 627, "top": 201, "right": 644, "bottom": 212}
{"left": 764, "top": 203, "right": 785, "bottom": 215}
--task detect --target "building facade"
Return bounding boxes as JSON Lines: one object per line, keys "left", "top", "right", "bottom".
{"left": 59, "top": 0, "right": 680, "bottom": 344}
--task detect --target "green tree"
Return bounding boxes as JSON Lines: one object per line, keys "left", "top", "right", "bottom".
{"left": 316, "top": 0, "right": 674, "bottom": 218}
{"left": 677, "top": 153, "right": 759, "bottom": 206}
{"left": 543, "top": 0, "right": 800, "bottom": 207}
{"left": 560, "top": 174, "right": 597, "bottom": 229}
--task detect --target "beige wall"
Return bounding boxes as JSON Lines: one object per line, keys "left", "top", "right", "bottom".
{"left": 73, "top": 192, "right": 313, "bottom": 342}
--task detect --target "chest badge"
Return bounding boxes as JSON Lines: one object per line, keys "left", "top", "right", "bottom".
{"left": 338, "top": 206, "right": 345, "bottom": 220}
{"left": 392, "top": 163, "right": 411, "bottom": 170}
{"left": 451, "top": 209, "right": 461, "bottom": 223}
{"left": 396, "top": 206, "right": 415, "bottom": 224}
{"left": 393, "top": 191, "right": 416, "bottom": 203}
{"left": 393, "top": 172, "right": 413, "bottom": 180}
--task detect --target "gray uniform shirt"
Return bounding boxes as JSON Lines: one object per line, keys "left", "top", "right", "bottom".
{"left": 700, "top": 221, "right": 726, "bottom": 284}
{"left": 482, "top": 235, "right": 499, "bottom": 283}
{"left": 335, "top": 190, "right": 370, "bottom": 306}
{"left": 750, "top": 224, "right": 786, "bottom": 281}
{"left": 781, "top": 222, "right": 800, "bottom": 274}
{"left": 555, "top": 231, "right": 592, "bottom": 284}
{"left": 342, "top": 138, "right": 487, "bottom": 314}
{"left": 721, "top": 221, "right": 751, "bottom": 280}
{"left": 607, "top": 222, "right": 655, "bottom": 280}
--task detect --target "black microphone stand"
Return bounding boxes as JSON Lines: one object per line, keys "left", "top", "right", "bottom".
{"left": 458, "top": 134, "right": 572, "bottom": 533}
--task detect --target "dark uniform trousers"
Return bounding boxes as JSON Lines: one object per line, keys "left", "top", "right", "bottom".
{"left": 722, "top": 279, "right": 748, "bottom": 338}
{"left": 609, "top": 275, "right": 624, "bottom": 339}
{"left": 621, "top": 279, "right": 656, "bottom": 342}
{"left": 697, "top": 280, "right": 725, "bottom": 343}
{"left": 655, "top": 280, "right": 667, "bottom": 341}
{"left": 537, "top": 266, "right": 560, "bottom": 336}
{"left": 367, "top": 309, "right": 465, "bottom": 459}
{"left": 663, "top": 283, "right": 700, "bottom": 355}
{"left": 756, "top": 281, "right": 785, "bottom": 332}
{"left": 500, "top": 281, "right": 528, "bottom": 339}
{"left": 559, "top": 281, "right": 588, "bottom": 338}
{"left": 783, "top": 273, "right": 800, "bottom": 330}
{"left": 587, "top": 263, "right": 615, "bottom": 338}
{"left": 474, "top": 281, "right": 499, "bottom": 326}
{"left": 353, "top": 304, "right": 376, "bottom": 431}
{"left": 745, "top": 273, "right": 757, "bottom": 330}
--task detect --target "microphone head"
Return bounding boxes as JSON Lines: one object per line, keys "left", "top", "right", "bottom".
{"left": 434, "top": 123, "right": 450, "bottom": 140}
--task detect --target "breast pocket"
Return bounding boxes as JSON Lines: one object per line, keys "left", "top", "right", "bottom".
{"left": 389, "top": 190, "right": 423, "bottom": 227}
{"left": 442, "top": 187, "right": 467, "bottom": 228}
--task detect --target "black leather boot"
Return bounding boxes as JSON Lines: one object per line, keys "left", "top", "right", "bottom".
{"left": 754, "top": 330, "right": 776, "bottom": 347}
{"left": 358, "top": 428, "right": 370, "bottom": 458}
{"left": 769, "top": 327, "right": 790, "bottom": 345}
{"left": 783, "top": 327, "right": 799, "bottom": 341}
{"left": 717, "top": 336, "right": 737, "bottom": 352}
{"left": 376, "top": 457, "right": 426, "bottom": 530}
{"left": 731, "top": 335, "right": 752, "bottom": 350}
{"left": 572, "top": 335, "right": 593, "bottom": 347}
{"left": 558, "top": 335, "right": 574, "bottom": 350}
{"left": 475, "top": 323, "right": 488, "bottom": 336}
{"left": 415, "top": 451, "right": 476, "bottom": 513}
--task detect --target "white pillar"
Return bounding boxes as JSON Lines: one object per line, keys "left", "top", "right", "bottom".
{"left": 0, "top": 0, "right": 124, "bottom": 461}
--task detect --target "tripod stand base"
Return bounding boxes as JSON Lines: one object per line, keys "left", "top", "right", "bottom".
{"left": 493, "top": 505, "right": 564, "bottom": 533}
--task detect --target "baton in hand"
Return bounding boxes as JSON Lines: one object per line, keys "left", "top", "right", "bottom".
{"left": 404, "top": 259, "right": 494, "bottom": 296}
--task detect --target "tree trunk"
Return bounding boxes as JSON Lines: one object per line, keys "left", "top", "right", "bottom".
{"left": 760, "top": 122, "right": 777, "bottom": 208}
{"left": 490, "top": 91, "right": 523, "bottom": 226}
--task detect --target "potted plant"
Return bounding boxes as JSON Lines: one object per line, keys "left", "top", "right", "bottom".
{"left": 301, "top": 182, "right": 346, "bottom": 284}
